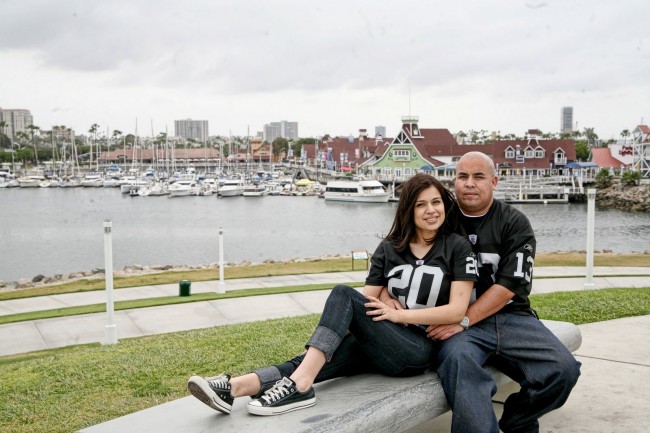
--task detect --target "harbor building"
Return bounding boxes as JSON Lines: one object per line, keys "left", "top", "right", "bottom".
{"left": 174, "top": 119, "right": 209, "bottom": 143}
{"left": 302, "top": 116, "right": 577, "bottom": 178}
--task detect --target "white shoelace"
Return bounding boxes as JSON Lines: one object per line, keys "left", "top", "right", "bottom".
{"left": 207, "top": 376, "right": 229, "bottom": 390}
{"left": 261, "top": 380, "right": 292, "bottom": 404}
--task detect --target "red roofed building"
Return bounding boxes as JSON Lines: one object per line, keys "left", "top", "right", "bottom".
{"left": 302, "top": 129, "right": 392, "bottom": 171}
{"left": 590, "top": 147, "right": 629, "bottom": 169}
{"left": 357, "top": 116, "right": 577, "bottom": 178}
{"left": 587, "top": 125, "right": 650, "bottom": 177}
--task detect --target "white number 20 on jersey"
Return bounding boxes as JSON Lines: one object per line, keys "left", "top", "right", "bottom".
{"left": 388, "top": 265, "right": 443, "bottom": 308}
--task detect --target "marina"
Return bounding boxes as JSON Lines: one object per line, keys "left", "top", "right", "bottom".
{"left": 0, "top": 186, "right": 648, "bottom": 283}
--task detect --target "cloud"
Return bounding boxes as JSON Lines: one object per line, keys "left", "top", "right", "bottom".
{"left": 0, "top": 0, "right": 648, "bottom": 138}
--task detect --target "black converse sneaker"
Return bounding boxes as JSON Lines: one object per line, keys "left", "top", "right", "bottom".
{"left": 187, "top": 374, "right": 234, "bottom": 414}
{"left": 247, "top": 376, "right": 316, "bottom": 416}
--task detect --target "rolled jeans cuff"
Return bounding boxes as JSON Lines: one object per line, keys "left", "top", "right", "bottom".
{"left": 253, "top": 365, "right": 283, "bottom": 395}
{"left": 306, "top": 325, "right": 342, "bottom": 361}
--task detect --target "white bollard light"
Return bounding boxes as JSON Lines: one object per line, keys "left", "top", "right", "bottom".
{"left": 217, "top": 227, "right": 226, "bottom": 294}
{"left": 584, "top": 189, "right": 596, "bottom": 288}
{"left": 103, "top": 220, "right": 118, "bottom": 345}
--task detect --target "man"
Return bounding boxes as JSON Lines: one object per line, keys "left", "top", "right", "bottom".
{"left": 426, "top": 151, "right": 581, "bottom": 433}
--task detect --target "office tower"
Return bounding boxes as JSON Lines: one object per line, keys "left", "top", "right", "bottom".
{"left": 561, "top": 107, "right": 573, "bottom": 134}
{"left": 0, "top": 108, "right": 33, "bottom": 141}
{"left": 174, "top": 119, "right": 209, "bottom": 142}
{"left": 263, "top": 120, "right": 299, "bottom": 143}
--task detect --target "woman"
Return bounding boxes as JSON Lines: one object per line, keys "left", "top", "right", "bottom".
{"left": 187, "top": 173, "right": 477, "bottom": 416}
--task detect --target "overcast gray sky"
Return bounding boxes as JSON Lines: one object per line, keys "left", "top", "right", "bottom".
{"left": 1, "top": 0, "right": 648, "bottom": 140}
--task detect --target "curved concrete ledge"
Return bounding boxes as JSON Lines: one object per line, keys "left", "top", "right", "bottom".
{"left": 77, "top": 319, "right": 581, "bottom": 433}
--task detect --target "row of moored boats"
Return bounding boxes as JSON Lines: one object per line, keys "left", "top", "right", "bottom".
{"left": 1, "top": 167, "right": 393, "bottom": 202}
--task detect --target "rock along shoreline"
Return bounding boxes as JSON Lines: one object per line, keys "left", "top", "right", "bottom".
{"left": 595, "top": 184, "right": 650, "bottom": 212}
{"left": 3, "top": 250, "right": 650, "bottom": 294}
{"left": 0, "top": 254, "right": 350, "bottom": 292}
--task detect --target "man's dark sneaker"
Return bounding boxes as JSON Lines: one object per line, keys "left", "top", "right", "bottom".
{"left": 187, "top": 374, "right": 234, "bottom": 414}
{"left": 247, "top": 376, "right": 316, "bottom": 416}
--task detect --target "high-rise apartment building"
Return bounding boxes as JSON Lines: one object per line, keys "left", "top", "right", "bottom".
{"left": 0, "top": 108, "right": 33, "bottom": 141}
{"left": 561, "top": 106, "right": 573, "bottom": 134}
{"left": 263, "top": 120, "right": 298, "bottom": 143}
{"left": 174, "top": 119, "right": 209, "bottom": 143}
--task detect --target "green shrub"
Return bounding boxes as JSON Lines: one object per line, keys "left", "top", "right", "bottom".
{"left": 621, "top": 170, "right": 641, "bottom": 186}
{"left": 596, "top": 168, "right": 613, "bottom": 188}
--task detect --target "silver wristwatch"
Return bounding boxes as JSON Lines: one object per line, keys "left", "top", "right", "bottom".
{"left": 459, "top": 316, "right": 470, "bottom": 330}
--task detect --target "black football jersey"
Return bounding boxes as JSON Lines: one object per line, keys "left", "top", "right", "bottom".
{"left": 366, "top": 233, "right": 477, "bottom": 311}
{"left": 454, "top": 199, "right": 536, "bottom": 313}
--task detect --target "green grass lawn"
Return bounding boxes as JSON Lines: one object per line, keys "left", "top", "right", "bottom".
{"left": 1, "top": 287, "right": 649, "bottom": 433}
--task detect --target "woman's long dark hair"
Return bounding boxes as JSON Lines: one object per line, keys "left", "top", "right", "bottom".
{"left": 385, "top": 173, "right": 457, "bottom": 253}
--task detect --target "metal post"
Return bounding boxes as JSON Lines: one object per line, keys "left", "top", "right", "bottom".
{"left": 103, "top": 220, "right": 118, "bottom": 345}
{"left": 584, "top": 189, "right": 596, "bottom": 288}
{"left": 217, "top": 227, "right": 226, "bottom": 294}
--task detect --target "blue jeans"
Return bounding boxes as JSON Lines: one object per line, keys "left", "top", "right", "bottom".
{"left": 436, "top": 312, "right": 582, "bottom": 433}
{"left": 254, "top": 285, "right": 437, "bottom": 391}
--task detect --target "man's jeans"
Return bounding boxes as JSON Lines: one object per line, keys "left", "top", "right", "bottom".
{"left": 436, "top": 312, "right": 582, "bottom": 433}
{"left": 254, "top": 285, "right": 437, "bottom": 390}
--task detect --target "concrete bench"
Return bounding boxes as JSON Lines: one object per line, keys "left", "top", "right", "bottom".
{"left": 76, "top": 320, "right": 581, "bottom": 433}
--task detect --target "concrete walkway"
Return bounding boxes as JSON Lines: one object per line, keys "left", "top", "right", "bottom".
{"left": 0, "top": 267, "right": 649, "bottom": 358}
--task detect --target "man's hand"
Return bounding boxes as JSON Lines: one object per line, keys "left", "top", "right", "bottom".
{"left": 426, "top": 323, "right": 463, "bottom": 341}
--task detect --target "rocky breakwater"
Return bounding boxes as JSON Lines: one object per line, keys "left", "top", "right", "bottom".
{"left": 0, "top": 254, "right": 347, "bottom": 292}
{"left": 596, "top": 184, "right": 650, "bottom": 212}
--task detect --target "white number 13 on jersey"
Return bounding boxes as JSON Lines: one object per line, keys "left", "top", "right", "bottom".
{"left": 514, "top": 252, "right": 534, "bottom": 282}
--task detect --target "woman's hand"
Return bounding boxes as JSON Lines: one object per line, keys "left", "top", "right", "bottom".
{"left": 364, "top": 295, "right": 405, "bottom": 325}
{"left": 378, "top": 287, "right": 404, "bottom": 311}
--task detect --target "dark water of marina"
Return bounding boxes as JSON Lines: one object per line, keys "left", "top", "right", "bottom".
{"left": 1, "top": 187, "right": 649, "bottom": 282}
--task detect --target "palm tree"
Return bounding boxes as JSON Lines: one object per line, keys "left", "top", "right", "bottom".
{"left": 111, "top": 130, "right": 122, "bottom": 150}
{"left": 0, "top": 120, "right": 8, "bottom": 148}
{"left": 88, "top": 123, "right": 100, "bottom": 168}
{"left": 15, "top": 131, "right": 29, "bottom": 147}
{"left": 583, "top": 127, "right": 598, "bottom": 147}
{"left": 620, "top": 129, "right": 630, "bottom": 144}
{"left": 26, "top": 124, "right": 40, "bottom": 147}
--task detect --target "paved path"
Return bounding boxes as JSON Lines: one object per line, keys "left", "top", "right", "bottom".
{"left": 0, "top": 267, "right": 649, "bottom": 358}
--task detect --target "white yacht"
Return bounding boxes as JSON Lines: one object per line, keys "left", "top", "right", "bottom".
{"left": 17, "top": 169, "right": 46, "bottom": 188}
{"left": 168, "top": 179, "right": 199, "bottom": 197}
{"left": 81, "top": 172, "right": 104, "bottom": 187}
{"left": 119, "top": 176, "right": 150, "bottom": 194}
{"left": 58, "top": 176, "right": 83, "bottom": 188}
{"left": 39, "top": 178, "right": 61, "bottom": 188}
{"left": 243, "top": 184, "right": 268, "bottom": 197}
{"left": 219, "top": 176, "right": 245, "bottom": 197}
{"left": 323, "top": 179, "right": 391, "bottom": 203}
{"left": 138, "top": 182, "right": 170, "bottom": 197}
{"left": 102, "top": 175, "right": 122, "bottom": 187}
{"left": 0, "top": 169, "right": 18, "bottom": 188}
